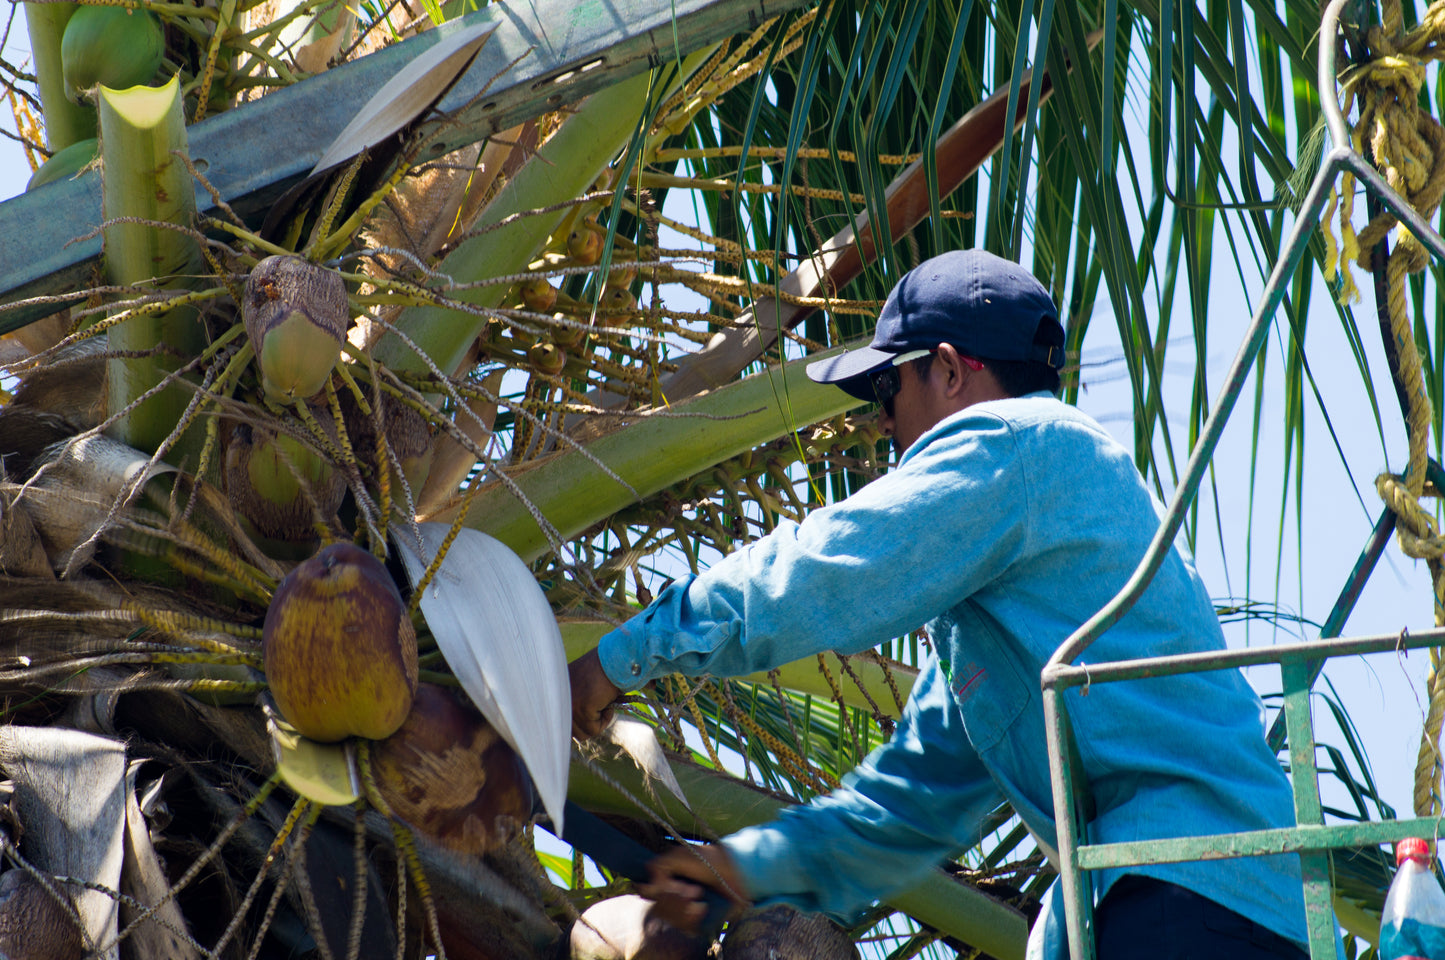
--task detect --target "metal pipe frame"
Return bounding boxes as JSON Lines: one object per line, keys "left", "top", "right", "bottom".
{"left": 1076, "top": 816, "right": 1445, "bottom": 871}
{"left": 1041, "top": 29, "right": 1445, "bottom": 687}
{"left": 1047, "top": 625, "right": 1445, "bottom": 692}
{"left": 1043, "top": 0, "right": 1445, "bottom": 956}
{"left": 1265, "top": 506, "right": 1396, "bottom": 753}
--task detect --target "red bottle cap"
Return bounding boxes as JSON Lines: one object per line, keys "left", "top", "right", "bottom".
{"left": 1397, "top": 837, "right": 1433, "bottom": 865}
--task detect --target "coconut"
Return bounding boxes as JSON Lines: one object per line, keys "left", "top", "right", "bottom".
{"left": 527, "top": 341, "right": 567, "bottom": 377}
{"left": 554, "top": 314, "right": 588, "bottom": 349}
{"left": 602, "top": 285, "right": 637, "bottom": 312}
{"left": 336, "top": 386, "right": 433, "bottom": 486}
{"left": 370, "top": 683, "right": 533, "bottom": 855}
{"left": 0, "top": 869, "right": 84, "bottom": 960}
{"left": 599, "top": 285, "right": 638, "bottom": 328}
{"left": 263, "top": 541, "right": 418, "bottom": 742}
{"left": 570, "top": 895, "right": 705, "bottom": 960}
{"left": 608, "top": 261, "right": 638, "bottom": 288}
{"left": 27, "top": 138, "right": 98, "bottom": 190}
{"left": 243, "top": 255, "right": 349, "bottom": 403}
{"left": 222, "top": 419, "right": 346, "bottom": 542}
{"left": 520, "top": 276, "right": 558, "bottom": 311}
{"left": 719, "top": 905, "right": 858, "bottom": 960}
{"left": 567, "top": 218, "right": 604, "bottom": 265}
{"left": 60, "top": 5, "right": 164, "bottom": 102}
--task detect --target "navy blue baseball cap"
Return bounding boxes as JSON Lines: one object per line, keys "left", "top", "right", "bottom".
{"left": 806, "top": 249, "right": 1064, "bottom": 401}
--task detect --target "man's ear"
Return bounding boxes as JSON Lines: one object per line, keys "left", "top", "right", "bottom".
{"left": 933, "top": 344, "right": 971, "bottom": 398}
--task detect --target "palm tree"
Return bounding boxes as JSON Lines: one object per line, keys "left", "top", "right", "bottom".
{"left": 0, "top": 0, "right": 1426, "bottom": 956}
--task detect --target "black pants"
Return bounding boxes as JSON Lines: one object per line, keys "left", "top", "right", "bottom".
{"left": 1094, "top": 875, "right": 1310, "bottom": 959}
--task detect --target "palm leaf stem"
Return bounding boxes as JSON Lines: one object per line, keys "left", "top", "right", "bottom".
{"left": 20, "top": 2, "right": 95, "bottom": 152}
{"left": 96, "top": 77, "right": 207, "bottom": 458}
{"left": 373, "top": 53, "right": 711, "bottom": 381}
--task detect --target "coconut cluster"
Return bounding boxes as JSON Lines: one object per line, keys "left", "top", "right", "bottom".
{"left": 262, "top": 542, "right": 531, "bottom": 855}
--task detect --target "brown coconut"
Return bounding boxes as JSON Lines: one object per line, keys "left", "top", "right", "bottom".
{"left": 0, "top": 869, "right": 84, "bottom": 960}
{"left": 263, "top": 541, "right": 418, "bottom": 742}
{"left": 336, "top": 386, "right": 433, "bottom": 486}
{"left": 570, "top": 894, "right": 705, "bottom": 960}
{"left": 719, "top": 905, "right": 858, "bottom": 960}
{"left": 222, "top": 419, "right": 347, "bottom": 542}
{"left": 370, "top": 683, "right": 533, "bottom": 856}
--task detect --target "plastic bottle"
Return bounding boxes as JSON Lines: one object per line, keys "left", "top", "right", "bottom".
{"left": 1379, "top": 837, "right": 1445, "bottom": 960}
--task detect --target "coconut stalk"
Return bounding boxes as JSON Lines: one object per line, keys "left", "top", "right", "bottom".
{"left": 416, "top": 369, "right": 502, "bottom": 516}
{"left": 457, "top": 349, "right": 854, "bottom": 562}
{"left": 96, "top": 76, "right": 206, "bottom": 457}
{"left": 21, "top": 3, "right": 96, "bottom": 152}
{"left": 372, "top": 49, "right": 713, "bottom": 384}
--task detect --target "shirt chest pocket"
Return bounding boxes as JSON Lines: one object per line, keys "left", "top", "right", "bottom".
{"left": 938, "top": 607, "right": 1033, "bottom": 753}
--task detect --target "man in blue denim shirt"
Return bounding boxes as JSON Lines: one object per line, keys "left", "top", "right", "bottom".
{"left": 569, "top": 250, "right": 1310, "bottom": 959}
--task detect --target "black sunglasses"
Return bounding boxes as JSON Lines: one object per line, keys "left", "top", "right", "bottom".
{"left": 869, "top": 349, "right": 933, "bottom": 416}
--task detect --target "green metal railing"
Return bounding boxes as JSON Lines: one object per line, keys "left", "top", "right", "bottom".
{"left": 1042, "top": 1, "right": 1445, "bottom": 956}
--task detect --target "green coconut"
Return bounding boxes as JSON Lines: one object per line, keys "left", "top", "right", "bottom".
{"left": 222, "top": 418, "right": 346, "bottom": 543}
{"left": 60, "top": 6, "right": 165, "bottom": 103}
{"left": 27, "top": 138, "right": 98, "bottom": 190}
{"left": 243, "top": 256, "right": 350, "bottom": 403}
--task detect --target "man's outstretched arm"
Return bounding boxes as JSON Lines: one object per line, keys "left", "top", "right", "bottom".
{"left": 626, "top": 660, "right": 1004, "bottom": 925}
{"left": 572, "top": 414, "right": 1029, "bottom": 721}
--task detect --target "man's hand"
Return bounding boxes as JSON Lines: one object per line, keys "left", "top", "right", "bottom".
{"left": 639, "top": 843, "right": 750, "bottom": 935}
{"left": 569, "top": 648, "right": 624, "bottom": 740}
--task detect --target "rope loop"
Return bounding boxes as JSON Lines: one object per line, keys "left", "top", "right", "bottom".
{"left": 1324, "top": 3, "right": 1445, "bottom": 298}
{"left": 1378, "top": 473, "right": 1445, "bottom": 560}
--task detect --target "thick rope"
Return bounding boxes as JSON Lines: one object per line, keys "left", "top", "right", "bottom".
{"left": 1326, "top": 0, "right": 1445, "bottom": 817}
{"left": 1324, "top": 2, "right": 1445, "bottom": 305}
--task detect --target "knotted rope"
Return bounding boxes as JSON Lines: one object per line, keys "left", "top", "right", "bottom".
{"left": 1324, "top": 0, "right": 1445, "bottom": 818}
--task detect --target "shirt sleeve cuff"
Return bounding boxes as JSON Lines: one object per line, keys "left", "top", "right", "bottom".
{"left": 719, "top": 825, "right": 815, "bottom": 903}
{"left": 597, "top": 625, "right": 649, "bottom": 691}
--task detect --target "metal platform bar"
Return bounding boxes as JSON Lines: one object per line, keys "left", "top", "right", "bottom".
{"left": 1076, "top": 817, "right": 1445, "bottom": 871}
{"left": 1265, "top": 505, "right": 1395, "bottom": 753}
{"left": 1282, "top": 656, "right": 1339, "bottom": 956}
{"left": 1048, "top": 625, "right": 1445, "bottom": 691}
